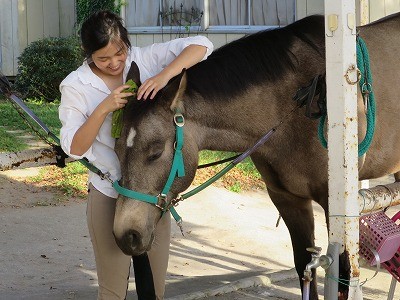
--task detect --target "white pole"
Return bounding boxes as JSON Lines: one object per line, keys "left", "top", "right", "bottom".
{"left": 359, "top": 0, "right": 370, "bottom": 26}
{"left": 324, "top": 0, "right": 362, "bottom": 299}
{"left": 358, "top": 0, "right": 370, "bottom": 191}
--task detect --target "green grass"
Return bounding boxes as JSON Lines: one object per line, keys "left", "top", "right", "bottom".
{"left": 199, "top": 151, "right": 261, "bottom": 179}
{"left": 0, "top": 126, "right": 27, "bottom": 152}
{"left": 0, "top": 99, "right": 61, "bottom": 151}
{"left": 197, "top": 151, "right": 263, "bottom": 192}
{"left": 28, "top": 161, "right": 88, "bottom": 199}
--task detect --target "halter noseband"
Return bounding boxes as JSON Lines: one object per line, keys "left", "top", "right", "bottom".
{"left": 113, "top": 111, "right": 185, "bottom": 224}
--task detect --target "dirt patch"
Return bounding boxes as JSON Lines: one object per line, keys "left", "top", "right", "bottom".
{"left": 0, "top": 167, "right": 84, "bottom": 209}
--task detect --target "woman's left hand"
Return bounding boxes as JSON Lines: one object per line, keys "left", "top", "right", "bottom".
{"left": 137, "top": 73, "right": 169, "bottom": 100}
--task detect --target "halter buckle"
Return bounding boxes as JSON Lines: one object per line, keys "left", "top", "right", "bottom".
{"left": 156, "top": 193, "right": 167, "bottom": 210}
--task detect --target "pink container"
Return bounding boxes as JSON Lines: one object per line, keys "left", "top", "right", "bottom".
{"left": 359, "top": 211, "right": 400, "bottom": 266}
{"left": 382, "top": 211, "right": 400, "bottom": 281}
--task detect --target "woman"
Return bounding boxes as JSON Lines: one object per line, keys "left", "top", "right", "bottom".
{"left": 59, "top": 10, "right": 213, "bottom": 300}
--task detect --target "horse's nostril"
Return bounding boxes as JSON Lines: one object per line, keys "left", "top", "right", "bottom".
{"left": 116, "top": 230, "right": 142, "bottom": 255}
{"left": 126, "top": 229, "right": 140, "bottom": 246}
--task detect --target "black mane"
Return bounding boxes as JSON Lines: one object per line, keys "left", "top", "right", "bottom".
{"left": 186, "top": 15, "right": 325, "bottom": 100}
{"left": 124, "top": 15, "right": 325, "bottom": 118}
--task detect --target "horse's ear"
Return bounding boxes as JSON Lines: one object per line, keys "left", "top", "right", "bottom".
{"left": 169, "top": 69, "right": 187, "bottom": 114}
{"left": 126, "top": 61, "right": 141, "bottom": 86}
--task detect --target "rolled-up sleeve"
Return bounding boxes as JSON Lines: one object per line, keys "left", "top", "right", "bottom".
{"left": 59, "top": 85, "right": 96, "bottom": 161}
{"left": 139, "top": 36, "right": 214, "bottom": 75}
{"left": 168, "top": 35, "right": 213, "bottom": 60}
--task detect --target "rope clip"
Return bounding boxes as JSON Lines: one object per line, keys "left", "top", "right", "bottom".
{"left": 100, "top": 172, "right": 113, "bottom": 183}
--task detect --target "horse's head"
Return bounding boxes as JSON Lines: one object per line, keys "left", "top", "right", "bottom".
{"left": 113, "top": 62, "right": 199, "bottom": 255}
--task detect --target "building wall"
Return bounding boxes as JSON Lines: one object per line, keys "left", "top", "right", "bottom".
{"left": 1, "top": 0, "right": 400, "bottom": 76}
{"left": 0, "top": 0, "right": 76, "bottom": 76}
{"left": 129, "top": 0, "right": 400, "bottom": 49}
{"left": 369, "top": 0, "right": 400, "bottom": 22}
{"left": 296, "top": 0, "right": 400, "bottom": 23}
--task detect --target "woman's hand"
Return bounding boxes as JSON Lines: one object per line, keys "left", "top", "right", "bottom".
{"left": 137, "top": 73, "right": 169, "bottom": 100}
{"left": 136, "top": 44, "right": 208, "bottom": 100}
{"left": 101, "top": 84, "right": 134, "bottom": 113}
{"left": 69, "top": 84, "right": 133, "bottom": 156}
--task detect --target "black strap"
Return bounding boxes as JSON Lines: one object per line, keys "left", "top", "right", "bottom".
{"left": 53, "top": 145, "right": 69, "bottom": 168}
{"left": 293, "top": 74, "right": 327, "bottom": 119}
{"left": 132, "top": 253, "right": 156, "bottom": 300}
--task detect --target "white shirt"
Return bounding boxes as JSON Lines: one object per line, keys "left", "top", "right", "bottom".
{"left": 59, "top": 36, "right": 213, "bottom": 198}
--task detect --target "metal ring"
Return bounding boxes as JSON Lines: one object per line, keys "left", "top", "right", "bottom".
{"left": 174, "top": 113, "right": 185, "bottom": 127}
{"left": 345, "top": 65, "right": 361, "bottom": 85}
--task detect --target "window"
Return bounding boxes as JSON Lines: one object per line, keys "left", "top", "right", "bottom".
{"left": 123, "top": 0, "right": 295, "bottom": 33}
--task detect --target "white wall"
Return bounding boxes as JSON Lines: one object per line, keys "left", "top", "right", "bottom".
{"left": 129, "top": 0, "right": 400, "bottom": 50}
{"left": 296, "top": 0, "right": 400, "bottom": 22}
{"left": 0, "top": 0, "right": 76, "bottom": 76}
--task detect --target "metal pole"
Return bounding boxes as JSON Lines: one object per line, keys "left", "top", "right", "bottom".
{"left": 324, "top": 242, "right": 340, "bottom": 299}
{"left": 359, "top": 182, "right": 400, "bottom": 213}
{"left": 325, "top": 0, "right": 362, "bottom": 299}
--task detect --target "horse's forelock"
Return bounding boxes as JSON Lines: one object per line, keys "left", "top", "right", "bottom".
{"left": 125, "top": 72, "right": 186, "bottom": 124}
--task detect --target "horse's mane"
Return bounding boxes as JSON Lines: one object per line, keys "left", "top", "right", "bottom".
{"left": 186, "top": 15, "right": 325, "bottom": 100}
{"left": 124, "top": 15, "right": 325, "bottom": 118}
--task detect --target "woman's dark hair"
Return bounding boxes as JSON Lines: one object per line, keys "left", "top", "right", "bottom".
{"left": 80, "top": 10, "right": 131, "bottom": 59}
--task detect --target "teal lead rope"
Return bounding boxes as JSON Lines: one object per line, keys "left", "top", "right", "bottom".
{"left": 356, "top": 36, "right": 376, "bottom": 156}
{"left": 318, "top": 36, "right": 376, "bottom": 157}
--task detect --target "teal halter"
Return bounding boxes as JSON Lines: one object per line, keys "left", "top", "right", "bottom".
{"left": 113, "top": 111, "right": 185, "bottom": 225}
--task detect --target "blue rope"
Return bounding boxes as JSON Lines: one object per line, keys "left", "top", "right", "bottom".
{"left": 318, "top": 36, "right": 376, "bottom": 157}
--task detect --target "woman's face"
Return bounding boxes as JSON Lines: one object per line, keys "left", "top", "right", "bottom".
{"left": 91, "top": 40, "right": 128, "bottom": 76}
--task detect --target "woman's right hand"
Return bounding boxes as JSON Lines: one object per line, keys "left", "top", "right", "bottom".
{"left": 100, "top": 84, "right": 134, "bottom": 113}
{"left": 69, "top": 84, "right": 134, "bottom": 156}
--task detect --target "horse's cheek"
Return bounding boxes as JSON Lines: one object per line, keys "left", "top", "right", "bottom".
{"left": 181, "top": 139, "right": 199, "bottom": 188}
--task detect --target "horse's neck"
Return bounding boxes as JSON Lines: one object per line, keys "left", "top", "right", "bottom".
{"left": 185, "top": 90, "right": 283, "bottom": 153}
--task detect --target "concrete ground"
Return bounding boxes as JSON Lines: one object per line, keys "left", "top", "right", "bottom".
{"left": 0, "top": 167, "right": 399, "bottom": 299}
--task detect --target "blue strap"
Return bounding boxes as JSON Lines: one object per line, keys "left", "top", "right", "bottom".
{"left": 170, "top": 207, "right": 182, "bottom": 223}
{"left": 113, "top": 180, "right": 182, "bottom": 223}
{"left": 113, "top": 180, "right": 158, "bottom": 204}
{"left": 161, "top": 124, "right": 185, "bottom": 196}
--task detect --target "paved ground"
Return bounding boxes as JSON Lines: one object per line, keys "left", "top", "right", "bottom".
{"left": 1, "top": 166, "right": 400, "bottom": 299}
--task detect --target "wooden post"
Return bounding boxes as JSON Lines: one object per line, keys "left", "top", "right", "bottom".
{"left": 324, "top": 0, "right": 362, "bottom": 299}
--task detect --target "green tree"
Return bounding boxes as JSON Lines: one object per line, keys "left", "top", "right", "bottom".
{"left": 76, "top": 0, "right": 125, "bottom": 26}
{"left": 14, "top": 36, "right": 82, "bottom": 101}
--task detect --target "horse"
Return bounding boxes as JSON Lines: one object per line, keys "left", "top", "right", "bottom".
{"left": 113, "top": 13, "right": 400, "bottom": 299}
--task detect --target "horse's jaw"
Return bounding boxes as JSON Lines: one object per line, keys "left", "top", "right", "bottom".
{"left": 113, "top": 197, "right": 159, "bottom": 256}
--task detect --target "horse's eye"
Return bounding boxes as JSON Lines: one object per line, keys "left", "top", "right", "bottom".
{"left": 148, "top": 151, "right": 163, "bottom": 162}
